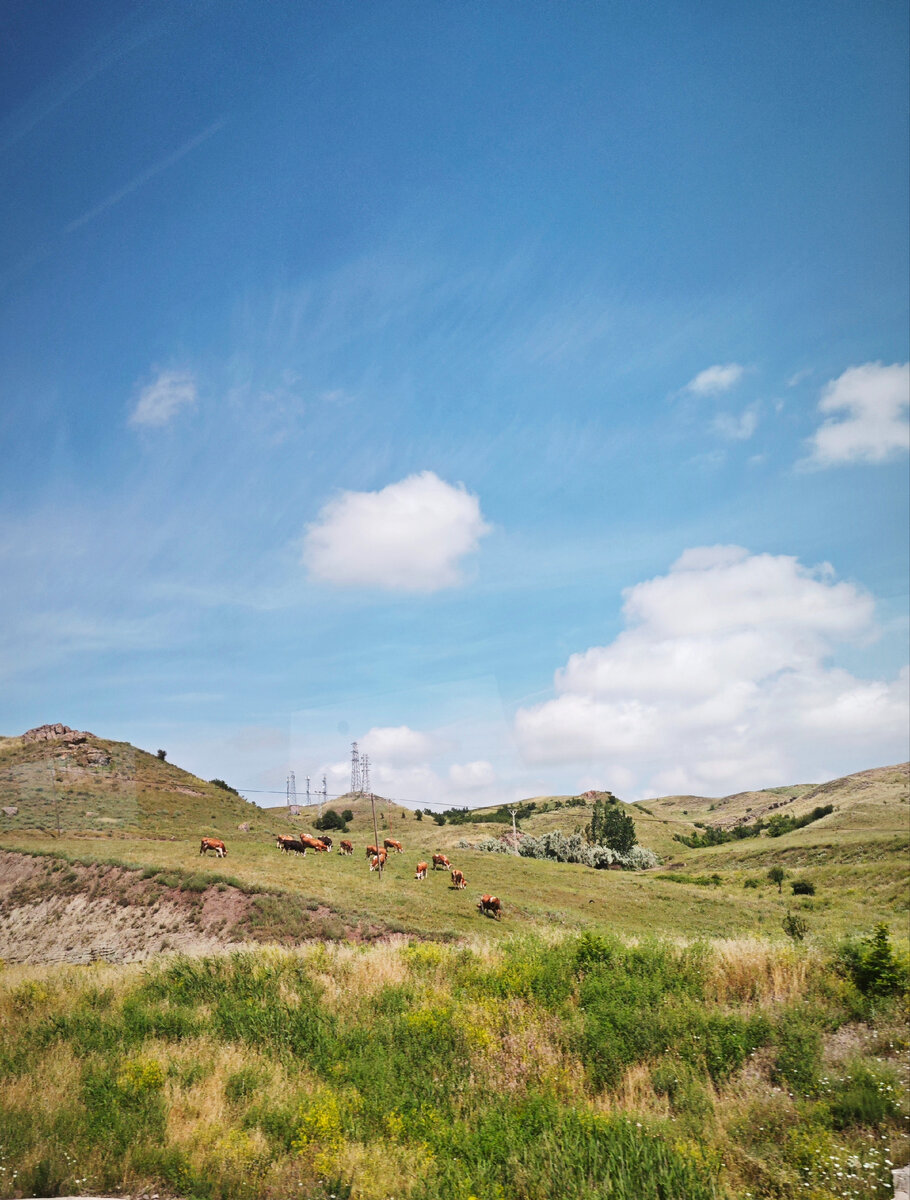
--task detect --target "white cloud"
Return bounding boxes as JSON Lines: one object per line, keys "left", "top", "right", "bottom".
{"left": 303, "top": 471, "right": 490, "bottom": 592}
{"left": 448, "top": 760, "right": 496, "bottom": 788}
{"left": 805, "top": 362, "right": 910, "bottom": 466}
{"left": 361, "top": 725, "right": 441, "bottom": 766}
{"left": 712, "top": 406, "right": 758, "bottom": 440}
{"left": 685, "top": 363, "right": 745, "bottom": 395}
{"left": 130, "top": 369, "right": 197, "bottom": 427}
{"left": 514, "top": 548, "right": 908, "bottom": 797}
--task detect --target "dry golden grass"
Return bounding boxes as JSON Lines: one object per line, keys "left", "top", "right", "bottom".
{"left": 706, "top": 937, "right": 822, "bottom": 1005}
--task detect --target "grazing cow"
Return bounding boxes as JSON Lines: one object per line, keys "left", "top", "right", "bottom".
{"left": 477, "top": 895, "right": 502, "bottom": 919}
{"left": 316, "top": 835, "right": 333, "bottom": 851}
{"left": 366, "top": 844, "right": 380, "bottom": 859}
{"left": 339, "top": 840, "right": 354, "bottom": 856}
{"left": 451, "top": 869, "right": 466, "bottom": 889}
{"left": 370, "top": 850, "right": 387, "bottom": 872}
{"left": 300, "top": 835, "right": 329, "bottom": 853}
{"left": 384, "top": 838, "right": 403, "bottom": 854}
{"left": 415, "top": 861, "right": 428, "bottom": 880}
{"left": 284, "top": 839, "right": 308, "bottom": 856}
{"left": 276, "top": 835, "right": 299, "bottom": 853}
{"left": 199, "top": 837, "right": 227, "bottom": 858}
{"left": 431, "top": 854, "right": 450, "bottom": 870}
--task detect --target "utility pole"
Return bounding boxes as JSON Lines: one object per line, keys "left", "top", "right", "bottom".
{"left": 509, "top": 806, "right": 519, "bottom": 856}
{"left": 287, "top": 770, "right": 299, "bottom": 816}
{"left": 370, "top": 792, "right": 383, "bottom": 878}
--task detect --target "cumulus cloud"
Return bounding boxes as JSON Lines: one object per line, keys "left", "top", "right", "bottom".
{"left": 361, "top": 725, "right": 441, "bottom": 765}
{"left": 514, "top": 548, "right": 908, "bottom": 797}
{"left": 448, "top": 760, "right": 496, "bottom": 788}
{"left": 129, "top": 369, "right": 197, "bottom": 427}
{"left": 805, "top": 362, "right": 910, "bottom": 466}
{"left": 685, "top": 363, "right": 745, "bottom": 395}
{"left": 303, "top": 471, "right": 490, "bottom": 591}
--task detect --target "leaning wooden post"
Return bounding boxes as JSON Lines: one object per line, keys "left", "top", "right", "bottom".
{"left": 370, "top": 792, "right": 382, "bottom": 878}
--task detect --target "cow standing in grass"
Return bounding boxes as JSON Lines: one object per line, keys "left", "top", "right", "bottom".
{"left": 432, "top": 854, "right": 450, "bottom": 870}
{"left": 384, "top": 838, "right": 403, "bottom": 854}
{"left": 451, "top": 869, "right": 466, "bottom": 889}
{"left": 478, "top": 895, "right": 502, "bottom": 919}
{"left": 415, "top": 861, "right": 428, "bottom": 880}
{"left": 339, "top": 840, "right": 354, "bottom": 855}
{"left": 370, "top": 850, "right": 387, "bottom": 872}
{"left": 199, "top": 837, "right": 227, "bottom": 858}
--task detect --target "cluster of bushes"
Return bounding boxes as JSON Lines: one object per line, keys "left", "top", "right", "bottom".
{"left": 427, "top": 800, "right": 541, "bottom": 827}
{"left": 209, "top": 778, "right": 240, "bottom": 796}
{"left": 312, "top": 808, "right": 354, "bottom": 832}
{"left": 674, "top": 804, "right": 834, "bottom": 849}
{"left": 469, "top": 830, "right": 659, "bottom": 870}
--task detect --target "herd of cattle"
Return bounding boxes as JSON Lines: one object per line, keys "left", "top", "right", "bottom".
{"left": 199, "top": 834, "right": 502, "bottom": 918}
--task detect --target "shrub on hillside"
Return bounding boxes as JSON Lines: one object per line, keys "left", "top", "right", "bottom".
{"left": 314, "top": 809, "right": 347, "bottom": 832}
{"left": 791, "top": 880, "right": 815, "bottom": 895}
{"left": 469, "top": 831, "right": 658, "bottom": 870}
{"left": 835, "top": 924, "right": 908, "bottom": 997}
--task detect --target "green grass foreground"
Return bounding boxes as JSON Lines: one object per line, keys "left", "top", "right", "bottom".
{"left": 0, "top": 933, "right": 906, "bottom": 1200}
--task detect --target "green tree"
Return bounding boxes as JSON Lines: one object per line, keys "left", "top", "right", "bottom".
{"left": 585, "top": 798, "right": 637, "bottom": 854}
{"left": 767, "top": 866, "right": 786, "bottom": 893}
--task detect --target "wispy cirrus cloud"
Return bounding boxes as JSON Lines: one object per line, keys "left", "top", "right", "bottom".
{"left": 712, "top": 405, "right": 759, "bottom": 440}
{"left": 129, "top": 369, "right": 197, "bottom": 428}
{"left": 803, "top": 362, "right": 910, "bottom": 467}
{"left": 684, "top": 363, "right": 745, "bottom": 396}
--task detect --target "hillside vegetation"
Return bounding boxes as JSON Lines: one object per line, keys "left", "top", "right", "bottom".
{"left": 0, "top": 729, "right": 907, "bottom": 1199}
{"left": 0, "top": 931, "right": 907, "bottom": 1200}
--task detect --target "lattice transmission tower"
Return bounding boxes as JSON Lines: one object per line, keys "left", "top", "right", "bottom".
{"left": 360, "top": 753, "right": 370, "bottom": 794}
{"left": 350, "top": 742, "right": 361, "bottom": 794}
{"left": 287, "top": 771, "right": 299, "bottom": 815}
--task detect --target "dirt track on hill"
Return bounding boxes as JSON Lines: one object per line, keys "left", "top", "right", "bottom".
{"left": 0, "top": 850, "right": 254, "bottom": 963}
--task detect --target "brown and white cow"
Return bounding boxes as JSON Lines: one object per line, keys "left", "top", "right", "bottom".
{"left": 316, "top": 835, "right": 333, "bottom": 851}
{"left": 431, "top": 854, "right": 450, "bottom": 870}
{"left": 199, "top": 837, "right": 227, "bottom": 858}
{"left": 451, "top": 869, "right": 466, "bottom": 889}
{"left": 369, "top": 850, "right": 387, "bottom": 872}
{"left": 415, "top": 861, "right": 428, "bottom": 880}
{"left": 383, "top": 838, "right": 403, "bottom": 854}
{"left": 477, "top": 895, "right": 502, "bottom": 919}
{"left": 300, "top": 835, "right": 329, "bottom": 853}
{"left": 366, "top": 844, "right": 380, "bottom": 859}
{"left": 339, "top": 840, "right": 354, "bottom": 856}
{"left": 276, "top": 835, "right": 299, "bottom": 852}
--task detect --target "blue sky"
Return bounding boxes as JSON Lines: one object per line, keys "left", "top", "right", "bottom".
{"left": 2, "top": 0, "right": 908, "bottom": 805}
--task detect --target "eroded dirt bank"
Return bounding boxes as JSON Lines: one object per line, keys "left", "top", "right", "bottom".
{"left": 0, "top": 850, "right": 382, "bottom": 963}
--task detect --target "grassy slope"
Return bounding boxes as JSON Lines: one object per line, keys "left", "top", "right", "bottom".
{"left": 0, "top": 734, "right": 907, "bottom": 944}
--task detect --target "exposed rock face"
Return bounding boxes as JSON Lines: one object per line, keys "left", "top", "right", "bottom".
{"left": 22, "top": 724, "right": 94, "bottom": 744}
{"left": 2, "top": 807, "right": 17, "bottom": 817}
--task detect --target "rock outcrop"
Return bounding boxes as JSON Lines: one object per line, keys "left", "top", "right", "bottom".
{"left": 22, "top": 723, "right": 95, "bottom": 743}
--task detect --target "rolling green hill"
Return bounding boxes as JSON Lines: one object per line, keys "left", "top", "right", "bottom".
{"left": 0, "top": 727, "right": 906, "bottom": 957}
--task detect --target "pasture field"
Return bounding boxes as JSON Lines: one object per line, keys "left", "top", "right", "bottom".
{"left": 0, "top": 733, "right": 907, "bottom": 1198}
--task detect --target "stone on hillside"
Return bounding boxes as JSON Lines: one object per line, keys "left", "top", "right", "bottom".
{"left": 2, "top": 806, "right": 18, "bottom": 817}
{"left": 237, "top": 822, "right": 250, "bottom": 832}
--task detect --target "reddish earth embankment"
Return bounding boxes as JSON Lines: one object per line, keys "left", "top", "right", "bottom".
{"left": 0, "top": 850, "right": 386, "bottom": 964}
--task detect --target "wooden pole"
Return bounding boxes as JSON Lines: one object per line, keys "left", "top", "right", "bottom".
{"left": 370, "top": 792, "right": 382, "bottom": 878}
